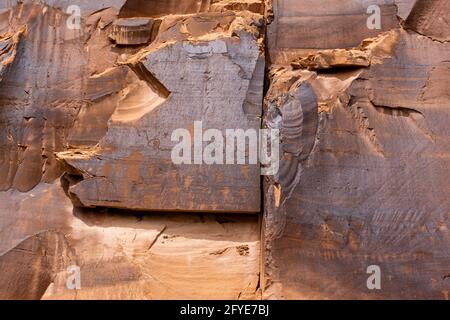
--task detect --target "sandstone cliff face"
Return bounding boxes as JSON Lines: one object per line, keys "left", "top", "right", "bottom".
{"left": 0, "top": 0, "right": 449, "bottom": 300}
{"left": 263, "top": 0, "right": 450, "bottom": 299}
{"left": 0, "top": 182, "right": 261, "bottom": 299}
{"left": 0, "top": 0, "right": 264, "bottom": 299}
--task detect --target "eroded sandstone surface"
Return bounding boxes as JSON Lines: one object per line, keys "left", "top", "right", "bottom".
{"left": 0, "top": 182, "right": 261, "bottom": 299}
{"left": 57, "top": 10, "right": 265, "bottom": 213}
{"left": 0, "top": 0, "right": 264, "bottom": 300}
{"left": 263, "top": 0, "right": 450, "bottom": 299}
{"left": 0, "top": 0, "right": 449, "bottom": 300}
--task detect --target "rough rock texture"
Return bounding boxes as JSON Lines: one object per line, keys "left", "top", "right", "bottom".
{"left": 405, "top": 0, "right": 450, "bottom": 42}
{"left": 0, "top": 230, "right": 73, "bottom": 300}
{"left": 211, "top": 0, "right": 265, "bottom": 14}
{"left": 1, "top": 0, "right": 449, "bottom": 300}
{"left": 0, "top": 27, "right": 24, "bottom": 80}
{"left": 57, "top": 10, "right": 265, "bottom": 213}
{"left": 0, "top": 2, "right": 113, "bottom": 193}
{"left": 263, "top": 0, "right": 450, "bottom": 299}
{"left": 0, "top": 0, "right": 264, "bottom": 299}
{"left": 291, "top": 49, "right": 371, "bottom": 71}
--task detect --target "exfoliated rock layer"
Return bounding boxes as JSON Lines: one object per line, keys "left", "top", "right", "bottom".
{"left": 263, "top": 0, "right": 450, "bottom": 299}
{"left": 58, "top": 10, "right": 265, "bottom": 213}
{"left": 109, "top": 18, "right": 161, "bottom": 45}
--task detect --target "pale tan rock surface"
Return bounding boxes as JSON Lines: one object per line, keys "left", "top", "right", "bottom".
{"left": 0, "top": 183, "right": 261, "bottom": 299}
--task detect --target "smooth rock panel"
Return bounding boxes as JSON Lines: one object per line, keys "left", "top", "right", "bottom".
{"left": 267, "top": 0, "right": 416, "bottom": 63}
{"left": 119, "top": 0, "right": 211, "bottom": 18}
{"left": 0, "top": 183, "right": 261, "bottom": 299}
{"left": 263, "top": 26, "right": 450, "bottom": 299}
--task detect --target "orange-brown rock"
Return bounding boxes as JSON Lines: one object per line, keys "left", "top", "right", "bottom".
{"left": 0, "top": 27, "right": 24, "bottom": 80}
{"left": 1, "top": 0, "right": 450, "bottom": 301}
{"left": 291, "top": 49, "right": 371, "bottom": 71}
{"left": 0, "top": 182, "right": 261, "bottom": 299}
{"left": 405, "top": 0, "right": 450, "bottom": 42}
{"left": 211, "top": 0, "right": 265, "bottom": 14}
{"left": 263, "top": 1, "right": 450, "bottom": 299}
{"left": 0, "top": 0, "right": 265, "bottom": 300}
{"left": 119, "top": 0, "right": 211, "bottom": 18}
{"left": 267, "top": 0, "right": 416, "bottom": 64}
